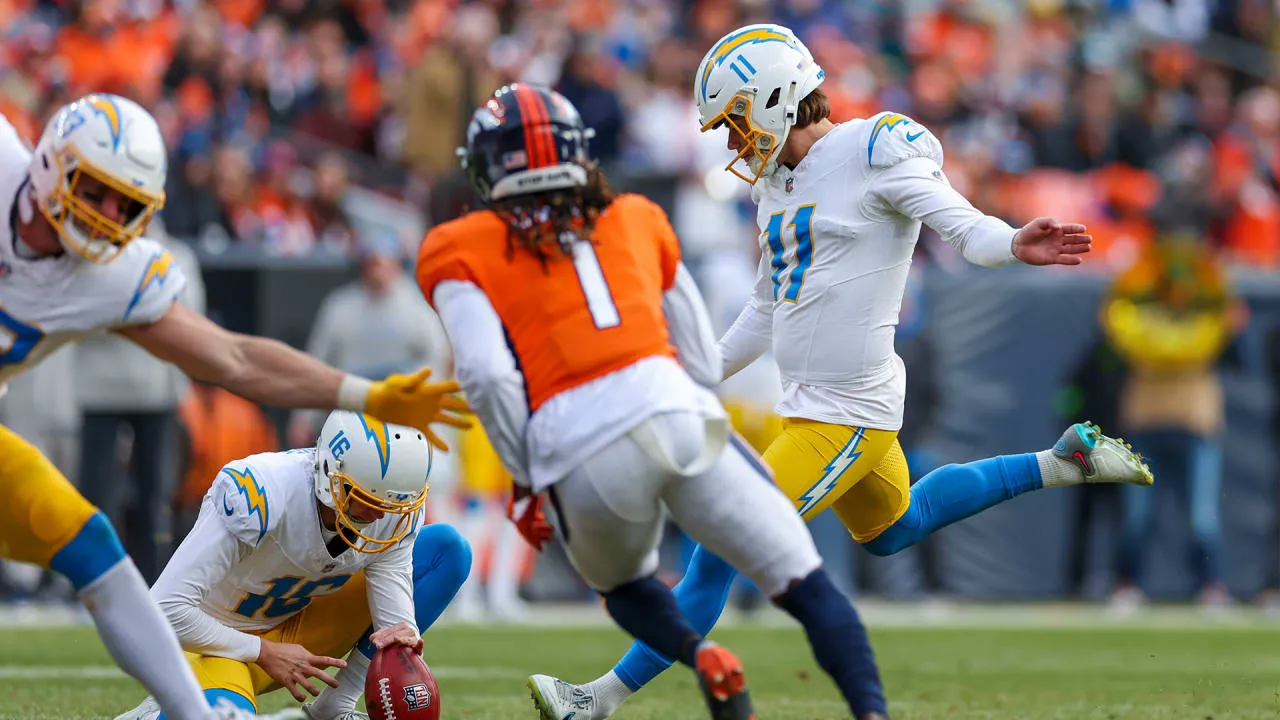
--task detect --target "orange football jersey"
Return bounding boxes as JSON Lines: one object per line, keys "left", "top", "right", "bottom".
{"left": 417, "top": 193, "right": 681, "bottom": 411}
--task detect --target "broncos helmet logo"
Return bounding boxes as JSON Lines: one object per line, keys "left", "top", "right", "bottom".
{"left": 223, "top": 466, "right": 269, "bottom": 543}
{"left": 357, "top": 414, "right": 392, "bottom": 479}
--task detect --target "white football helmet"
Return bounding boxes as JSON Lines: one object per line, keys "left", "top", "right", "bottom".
{"left": 29, "top": 93, "right": 167, "bottom": 263}
{"left": 314, "top": 411, "right": 432, "bottom": 554}
{"left": 694, "top": 24, "right": 825, "bottom": 184}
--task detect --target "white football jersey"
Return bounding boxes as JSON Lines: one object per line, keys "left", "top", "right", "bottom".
{"left": 740, "top": 112, "right": 1015, "bottom": 430}
{"left": 0, "top": 114, "right": 185, "bottom": 390}
{"left": 203, "top": 449, "right": 424, "bottom": 632}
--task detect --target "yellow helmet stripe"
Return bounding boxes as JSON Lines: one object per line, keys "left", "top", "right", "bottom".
{"left": 700, "top": 27, "right": 796, "bottom": 102}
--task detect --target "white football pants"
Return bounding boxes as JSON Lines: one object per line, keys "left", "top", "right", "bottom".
{"left": 548, "top": 410, "right": 821, "bottom": 597}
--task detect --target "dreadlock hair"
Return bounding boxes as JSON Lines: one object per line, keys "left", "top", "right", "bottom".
{"left": 490, "top": 161, "right": 616, "bottom": 270}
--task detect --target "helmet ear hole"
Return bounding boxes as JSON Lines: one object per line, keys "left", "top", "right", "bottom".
{"left": 323, "top": 460, "right": 330, "bottom": 475}
{"left": 766, "top": 88, "right": 781, "bottom": 109}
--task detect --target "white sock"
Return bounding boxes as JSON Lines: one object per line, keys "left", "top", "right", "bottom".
{"left": 1036, "top": 450, "right": 1084, "bottom": 488}
{"left": 585, "top": 671, "right": 634, "bottom": 718}
{"left": 453, "top": 504, "right": 488, "bottom": 617}
{"left": 81, "top": 559, "right": 210, "bottom": 720}
{"left": 488, "top": 518, "right": 523, "bottom": 610}
{"left": 309, "top": 648, "right": 370, "bottom": 718}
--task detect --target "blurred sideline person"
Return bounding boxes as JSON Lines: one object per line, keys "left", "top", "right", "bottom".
{"left": 76, "top": 231, "right": 205, "bottom": 582}
{"left": 287, "top": 230, "right": 451, "bottom": 449}
{"left": 0, "top": 95, "right": 467, "bottom": 720}
{"left": 449, "top": 424, "right": 539, "bottom": 623}
{"left": 1103, "top": 234, "right": 1240, "bottom": 613}
{"left": 535, "top": 24, "right": 1154, "bottom": 720}
{"left": 418, "top": 83, "right": 887, "bottom": 720}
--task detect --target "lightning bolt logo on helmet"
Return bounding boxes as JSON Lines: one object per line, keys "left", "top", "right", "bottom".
{"left": 357, "top": 413, "right": 392, "bottom": 479}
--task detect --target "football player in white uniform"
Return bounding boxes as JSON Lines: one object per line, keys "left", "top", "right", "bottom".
{"left": 116, "top": 411, "right": 470, "bottom": 720}
{"left": 0, "top": 95, "right": 468, "bottom": 720}
{"left": 530, "top": 24, "right": 1154, "bottom": 720}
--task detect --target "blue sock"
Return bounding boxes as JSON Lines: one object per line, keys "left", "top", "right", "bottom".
{"left": 49, "top": 512, "right": 125, "bottom": 591}
{"left": 158, "top": 689, "right": 254, "bottom": 719}
{"left": 411, "top": 523, "right": 473, "bottom": 632}
{"left": 612, "top": 545, "right": 737, "bottom": 690}
{"left": 602, "top": 575, "right": 704, "bottom": 668}
{"left": 864, "top": 453, "right": 1041, "bottom": 556}
{"left": 774, "top": 569, "right": 887, "bottom": 717}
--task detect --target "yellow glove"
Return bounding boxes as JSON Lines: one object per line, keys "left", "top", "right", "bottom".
{"left": 345, "top": 368, "right": 473, "bottom": 451}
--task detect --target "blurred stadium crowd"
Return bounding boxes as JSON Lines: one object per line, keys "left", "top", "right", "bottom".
{"left": 1, "top": 0, "right": 1277, "bottom": 265}
{"left": 1, "top": 0, "right": 1279, "bottom": 616}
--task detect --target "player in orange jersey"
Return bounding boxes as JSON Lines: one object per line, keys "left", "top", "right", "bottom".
{"left": 416, "top": 84, "right": 886, "bottom": 720}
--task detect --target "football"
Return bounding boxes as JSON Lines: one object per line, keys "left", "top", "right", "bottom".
{"left": 365, "top": 644, "right": 441, "bottom": 720}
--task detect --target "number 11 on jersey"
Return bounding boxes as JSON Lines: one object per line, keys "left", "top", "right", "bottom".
{"left": 765, "top": 204, "right": 816, "bottom": 303}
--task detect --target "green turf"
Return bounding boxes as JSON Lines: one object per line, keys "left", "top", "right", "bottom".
{"left": 3, "top": 624, "right": 1280, "bottom": 719}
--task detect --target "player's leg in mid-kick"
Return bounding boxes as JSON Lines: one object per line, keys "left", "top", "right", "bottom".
{"left": 531, "top": 420, "right": 897, "bottom": 720}
{"left": 539, "top": 419, "right": 762, "bottom": 720}
{"left": 858, "top": 422, "right": 1153, "bottom": 556}
{"left": 0, "top": 424, "right": 258, "bottom": 720}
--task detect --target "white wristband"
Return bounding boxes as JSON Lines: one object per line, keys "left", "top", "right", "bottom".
{"left": 338, "top": 374, "right": 373, "bottom": 412}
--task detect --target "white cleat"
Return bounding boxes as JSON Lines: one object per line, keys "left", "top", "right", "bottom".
{"left": 529, "top": 674, "right": 602, "bottom": 720}
{"left": 1053, "top": 422, "right": 1153, "bottom": 486}
{"left": 301, "top": 703, "right": 368, "bottom": 720}
{"left": 209, "top": 700, "right": 307, "bottom": 720}
{"left": 114, "top": 697, "right": 160, "bottom": 720}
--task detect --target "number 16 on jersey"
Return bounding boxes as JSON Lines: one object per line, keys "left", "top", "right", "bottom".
{"left": 765, "top": 204, "right": 816, "bottom": 303}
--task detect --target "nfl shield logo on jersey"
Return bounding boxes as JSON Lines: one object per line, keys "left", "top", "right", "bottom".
{"left": 785, "top": 176, "right": 794, "bottom": 194}
{"left": 404, "top": 683, "right": 431, "bottom": 710}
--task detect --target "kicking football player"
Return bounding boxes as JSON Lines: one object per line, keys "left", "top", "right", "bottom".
{"left": 529, "top": 23, "right": 1155, "bottom": 720}
{"left": 0, "top": 95, "right": 469, "bottom": 720}
{"left": 116, "top": 410, "right": 470, "bottom": 720}
{"left": 418, "top": 83, "right": 885, "bottom": 720}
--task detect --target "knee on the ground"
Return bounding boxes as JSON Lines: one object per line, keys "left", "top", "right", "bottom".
{"left": 412, "top": 523, "right": 472, "bottom": 587}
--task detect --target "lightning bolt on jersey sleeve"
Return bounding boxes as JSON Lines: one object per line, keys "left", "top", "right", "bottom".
{"left": 431, "top": 280, "right": 532, "bottom": 485}
{"left": 114, "top": 240, "right": 189, "bottom": 326}
{"left": 363, "top": 539, "right": 419, "bottom": 633}
{"left": 861, "top": 113, "right": 1017, "bottom": 268}
{"left": 213, "top": 461, "right": 276, "bottom": 547}
{"left": 717, "top": 250, "right": 775, "bottom": 380}
{"left": 661, "top": 263, "right": 721, "bottom": 388}
{"left": 151, "top": 500, "right": 261, "bottom": 662}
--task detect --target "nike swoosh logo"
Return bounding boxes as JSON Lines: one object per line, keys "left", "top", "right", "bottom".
{"left": 1073, "top": 450, "right": 1093, "bottom": 475}
{"left": 222, "top": 494, "right": 234, "bottom": 516}
{"left": 905, "top": 130, "right": 925, "bottom": 142}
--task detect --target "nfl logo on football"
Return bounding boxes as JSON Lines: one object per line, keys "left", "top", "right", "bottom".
{"left": 403, "top": 683, "right": 432, "bottom": 710}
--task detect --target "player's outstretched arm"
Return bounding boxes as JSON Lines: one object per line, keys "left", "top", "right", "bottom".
{"left": 118, "top": 303, "right": 471, "bottom": 450}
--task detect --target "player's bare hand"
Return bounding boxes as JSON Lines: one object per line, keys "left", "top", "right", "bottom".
{"left": 370, "top": 621, "right": 424, "bottom": 654}
{"left": 1012, "top": 217, "right": 1093, "bottom": 266}
{"left": 256, "top": 638, "right": 346, "bottom": 702}
{"left": 366, "top": 367, "right": 474, "bottom": 451}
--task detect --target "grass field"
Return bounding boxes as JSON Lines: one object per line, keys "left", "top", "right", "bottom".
{"left": 3, "top": 609, "right": 1280, "bottom": 719}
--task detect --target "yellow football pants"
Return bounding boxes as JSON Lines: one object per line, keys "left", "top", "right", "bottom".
{"left": 762, "top": 418, "right": 911, "bottom": 544}
{"left": 187, "top": 572, "right": 372, "bottom": 708}
{"left": 0, "top": 423, "right": 99, "bottom": 566}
